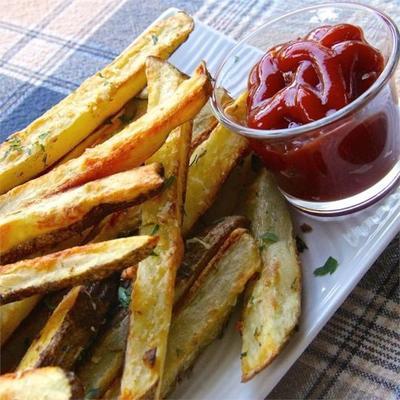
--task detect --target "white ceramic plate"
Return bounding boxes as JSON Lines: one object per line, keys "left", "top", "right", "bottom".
{"left": 160, "top": 8, "right": 400, "bottom": 399}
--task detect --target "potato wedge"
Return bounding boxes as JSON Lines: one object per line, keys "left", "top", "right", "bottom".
{"left": 77, "top": 308, "right": 129, "bottom": 398}
{"left": 0, "top": 12, "right": 194, "bottom": 194}
{"left": 0, "top": 62, "right": 211, "bottom": 216}
{"left": 161, "top": 229, "right": 261, "bottom": 396}
{"left": 0, "top": 164, "right": 163, "bottom": 264}
{"left": 1, "top": 292, "right": 65, "bottom": 373}
{"left": 0, "top": 367, "right": 84, "bottom": 400}
{"left": 0, "top": 236, "right": 157, "bottom": 304}
{"left": 0, "top": 296, "right": 41, "bottom": 345}
{"left": 56, "top": 98, "right": 147, "bottom": 166}
{"left": 182, "top": 93, "right": 249, "bottom": 235}
{"left": 17, "top": 280, "right": 117, "bottom": 371}
{"left": 237, "top": 169, "right": 301, "bottom": 381}
{"left": 175, "top": 215, "right": 249, "bottom": 304}
{"left": 190, "top": 101, "right": 218, "bottom": 153}
{"left": 120, "top": 57, "right": 191, "bottom": 400}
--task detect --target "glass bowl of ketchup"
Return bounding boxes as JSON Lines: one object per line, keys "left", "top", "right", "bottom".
{"left": 211, "top": 3, "right": 400, "bottom": 216}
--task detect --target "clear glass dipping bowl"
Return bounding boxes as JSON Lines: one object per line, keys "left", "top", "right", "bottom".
{"left": 211, "top": 3, "right": 400, "bottom": 216}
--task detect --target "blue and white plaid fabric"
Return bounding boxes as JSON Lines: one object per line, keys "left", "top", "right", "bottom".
{"left": 0, "top": 1, "right": 399, "bottom": 398}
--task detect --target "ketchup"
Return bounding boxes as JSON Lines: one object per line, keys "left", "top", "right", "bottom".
{"left": 246, "top": 24, "right": 398, "bottom": 201}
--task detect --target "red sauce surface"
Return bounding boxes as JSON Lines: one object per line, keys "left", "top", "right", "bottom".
{"left": 247, "top": 24, "right": 398, "bottom": 201}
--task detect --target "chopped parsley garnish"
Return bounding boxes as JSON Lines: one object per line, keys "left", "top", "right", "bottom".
{"left": 189, "top": 149, "right": 207, "bottom": 166}
{"left": 240, "top": 352, "right": 247, "bottom": 359}
{"left": 118, "top": 286, "right": 130, "bottom": 308}
{"left": 150, "top": 224, "right": 160, "bottom": 235}
{"left": 163, "top": 175, "right": 176, "bottom": 190}
{"left": 150, "top": 250, "right": 159, "bottom": 257}
{"left": 313, "top": 256, "right": 339, "bottom": 276}
{"left": 295, "top": 236, "right": 308, "bottom": 253}
{"left": 260, "top": 232, "right": 279, "bottom": 243}
{"left": 2, "top": 136, "right": 23, "bottom": 160}
{"left": 151, "top": 34, "right": 158, "bottom": 45}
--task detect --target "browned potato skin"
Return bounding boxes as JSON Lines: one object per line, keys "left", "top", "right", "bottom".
{"left": 0, "top": 236, "right": 157, "bottom": 304}
{"left": 0, "top": 367, "right": 84, "bottom": 400}
{"left": 1, "top": 164, "right": 163, "bottom": 264}
{"left": 175, "top": 215, "right": 249, "bottom": 305}
{"left": 17, "top": 279, "right": 117, "bottom": 371}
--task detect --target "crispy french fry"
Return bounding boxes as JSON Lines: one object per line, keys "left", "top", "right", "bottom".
{"left": 0, "top": 236, "right": 157, "bottom": 304}
{"left": 182, "top": 93, "right": 249, "bottom": 235}
{"left": 0, "top": 12, "right": 194, "bottom": 194}
{"left": 237, "top": 169, "right": 301, "bottom": 381}
{"left": 0, "top": 164, "right": 163, "bottom": 264}
{"left": 1, "top": 292, "right": 64, "bottom": 373}
{"left": 161, "top": 229, "right": 261, "bottom": 397}
{"left": 0, "top": 296, "right": 41, "bottom": 345}
{"left": 56, "top": 98, "right": 147, "bottom": 166}
{"left": 120, "top": 57, "right": 191, "bottom": 400}
{"left": 0, "top": 367, "right": 84, "bottom": 400}
{"left": 17, "top": 280, "right": 117, "bottom": 371}
{"left": 175, "top": 215, "right": 249, "bottom": 304}
{"left": 0, "top": 63, "right": 211, "bottom": 216}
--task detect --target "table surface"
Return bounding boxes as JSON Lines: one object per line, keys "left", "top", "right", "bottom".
{"left": 0, "top": 1, "right": 399, "bottom": 399}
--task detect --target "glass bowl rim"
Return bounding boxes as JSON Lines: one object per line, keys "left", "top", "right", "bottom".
{"left": 210, "top": 2, "right": 400, "bottom": 140}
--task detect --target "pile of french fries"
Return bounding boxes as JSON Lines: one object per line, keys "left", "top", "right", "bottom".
{"left": 0, "top": 11, "right": 301, "bottom": 400}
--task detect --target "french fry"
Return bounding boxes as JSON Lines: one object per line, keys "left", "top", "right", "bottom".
{"left": 120, "top": 57, "right": 191, "bottom": 400}
{"left": 17, "top": 280, "right": 117, "bottom": 371}
{"left": 0, "top": 292, "right": 65, "bottom": 373}
{"left": 161, "top": 229, "right": 261, "bottom": 397}
{"left": 0, "top": 236, "right": 158, "bottom": 304}
{"left": 175, "top": 215, "right": 249, "bottom": 305}
{"left": 55, "top": 98, "right": 147, "bottom": 166}
{"left": 182, "top": 93, "right": 249, "bottom": 236}
{"left": 0, "top": 12, "right": 194, "bottom": 194}
{"left": 0, "top": 164, "right": 163, "bottom": 264}
{"left": 0, "top": 296, "right": 41, "bottom": 345}
{"left": 237, "top": 169, "right": 301, "bottom": 381}
{"left": 0, "top": 367, "right": 84, "bottom": 400}
{"left": 0, "top": 63, "right": 211, "bottom": 216}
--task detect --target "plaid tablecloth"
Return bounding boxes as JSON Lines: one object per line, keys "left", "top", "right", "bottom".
{"left": 0, "top": 0, "right": 399, "bottom": 399}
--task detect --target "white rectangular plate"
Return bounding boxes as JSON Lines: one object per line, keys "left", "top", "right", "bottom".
{"left": 162, "top": 8, "right": 400, "bottom": 399}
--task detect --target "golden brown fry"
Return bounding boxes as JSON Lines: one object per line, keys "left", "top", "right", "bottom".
{"left": 182, "top": 93, "right": 249, "bottom": 236}
{"left": 17, "top": 280, "right": 117, "bottom": 371}
{"left": 0, "top": 12, "right": 194, "bottom": 194}
{"left": 0, "top": 63, "right": 211, "bottom": 216}
{"left": 55, "top": 98, "right": 147, "bottom": 166}
{"left": 0, "top": 367, "right": 84, "bottom": 400}
{"left": 161, "top": 229, "right": 261, "bottom": 396}
{"left": 120, "top": 57, "right": 191, "bottom": 400}
{"left": 237, "top": 169, "right": 302, "bottom": 381}
{"left": 0, "top": 236, "right": 157, "bottom": 304}
{"left": 0, "top": 164, "right": 163, "bottom": 264}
